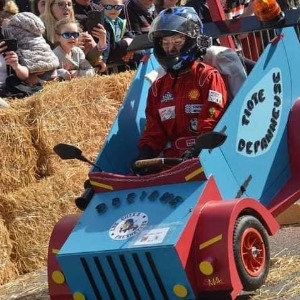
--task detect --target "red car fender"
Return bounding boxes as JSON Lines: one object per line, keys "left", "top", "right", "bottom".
{"left": 47, "top": 214, "right": 80, "bottom": 300}
{"left": 194, "top": 192, "right": 279, "bottom": 298}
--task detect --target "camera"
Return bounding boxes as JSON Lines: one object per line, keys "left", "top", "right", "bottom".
{"left": 0, "top": 38, "right": 18, "bottom": 52}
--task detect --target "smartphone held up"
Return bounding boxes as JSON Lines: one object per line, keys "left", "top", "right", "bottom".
{"left": 86, "top": 9, "right": 105, "bottom": 34}
{"left": 0, "top": 38, "right": 18, "bottom": 53}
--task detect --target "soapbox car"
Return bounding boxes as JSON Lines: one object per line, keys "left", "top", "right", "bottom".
{"left": 48, "top": 6, "right": 300, "bottom": 300}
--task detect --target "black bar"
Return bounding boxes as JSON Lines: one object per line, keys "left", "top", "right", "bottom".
{"left": 80, "top": 257, "right": 102, "bottom": 300}
{"left": 94, "top": 257, "right": 116, "bottom": 300}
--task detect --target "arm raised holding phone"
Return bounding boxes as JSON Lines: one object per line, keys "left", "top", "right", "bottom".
{"left": 0, "top": 39, "right": 29, "bottom": 81}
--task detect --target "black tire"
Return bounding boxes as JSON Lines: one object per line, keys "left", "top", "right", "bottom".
{"left": 233, "top": 215, "right": 270, "bottom": 291}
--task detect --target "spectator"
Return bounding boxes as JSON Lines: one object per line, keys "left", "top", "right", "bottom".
{"left": 30, "top": 0, "right": 46, "bottom": 15}
{"left": 40, "top": 0, "right": 105, "bottom": 69}
{"left": 40, "top": 0, "right": 75, "bottom": 48}
{"left": 72, "top": 0, "right": 102, "bottom": 31}
{"left": 134, "top": 7, "right": 228, "bottom": 172}
{"left": 0, "top": 0, "right": 19, "bottom": 25}
{"left": 53, "top": 18, "right": 95, "bottom": 80}
{"left": 154, "top": 0, "right": 181, "bottom": 13}
{"left": 122, "top": 0, "right": 157, "bottom": 35}
{"left": 0, "top": 27, "right": 29, "bottom": 106}
{"left": 3, "top": 12, "right": 59, "bottom": 87}
{"left": 184, "top": 0, "right": 212, "bottom": 23}
{"left": 101, "top": 0, "right": 145, "bottom": 72}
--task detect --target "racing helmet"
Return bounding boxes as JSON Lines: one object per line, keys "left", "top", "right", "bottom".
{"left": 148, "top": 7, "right": 208, "bottom": 72}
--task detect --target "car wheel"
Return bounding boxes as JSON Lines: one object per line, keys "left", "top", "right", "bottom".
{"left": 233, "top": 215, "right": 270, "bottom": 291}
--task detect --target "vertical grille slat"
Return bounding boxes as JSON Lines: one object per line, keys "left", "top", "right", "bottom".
{"left": 94, "top": 257, "right": 116, "bottom": 300}
{"left": 120, "top": 254, "right": 142, "bottom": 300}
{"left": 107, "top": 255, "right": 129, "bottom": 300}
{"left": 80, "top": 257, "right": 102, "bottom": 300}
{"left": 146, "top": 252, "right": 169, "bottom": 300}
{"left": 133, "top": 253, "right": 156, "bottom": 299}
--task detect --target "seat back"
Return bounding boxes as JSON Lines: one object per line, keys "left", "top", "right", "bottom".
{"left": 203, "top": 45, "right": 247, "bottom": 101}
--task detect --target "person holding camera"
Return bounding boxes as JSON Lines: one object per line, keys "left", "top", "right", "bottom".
{"left": 134, "top": 7, "right": 228, "bottom": 173}
{"left": 0, "top": 28, "right": 29, "bottom": 107}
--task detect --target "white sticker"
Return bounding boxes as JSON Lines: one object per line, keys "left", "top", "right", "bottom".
{"left": 134, "top": 227, "right": 170, "bottom": 245}
{"left": 109, "top": 212, "right": 148, "bottom": 240}
{"left": 208, "top": 90, "right": 222, "bottom": 105}
{"left": 159, "top": 106, "right": 175, "bottom": 121}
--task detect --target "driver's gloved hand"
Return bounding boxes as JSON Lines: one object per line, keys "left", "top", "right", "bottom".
{"left": 131, "top": 145, "right": 159, "bottom": 175}
{"left": 181, "top": 148, "right": 195, "bottom": 160}
{"left": 137, "top": 145, "right": 155, "bottom": 160}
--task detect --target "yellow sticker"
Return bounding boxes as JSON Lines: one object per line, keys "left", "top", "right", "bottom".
{"left": 188, "top": 89, "right": 200, "bottom": 100}
{"left": 209, "top": 107, "right": 216, "bottom": 118}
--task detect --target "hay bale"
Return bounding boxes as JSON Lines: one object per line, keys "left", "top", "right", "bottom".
{"left": 9, "top": 72, "right": 135, "bottom": 177}
{"left": 276, "top": 203, "right": 300, "bottom": 226}
{"left": 0, "top": 217, "right": 18, "bottom": 285}
{"left": 0, "top": 108, "right": 38, "bottom": 195}
{"left": 0, "top": 166, "right": 88, "bottom": 274}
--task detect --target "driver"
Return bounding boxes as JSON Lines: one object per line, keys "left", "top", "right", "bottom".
{"left": 136, "top": 7, "right": 228, "bottom": 162}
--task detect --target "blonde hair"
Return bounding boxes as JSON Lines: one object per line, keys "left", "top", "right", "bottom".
{"left": 0, "top": 0, "right": 19, "bottom": 23}
{"left": 40, "top": 0, "right": 75, "bottom": 45}
{"left": 54, "top": 17, "right": 81, "bottom": 35}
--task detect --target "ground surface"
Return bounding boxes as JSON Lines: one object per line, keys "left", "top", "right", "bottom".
{"left": 0, "top": 226, "right": 298, "bottom": 300}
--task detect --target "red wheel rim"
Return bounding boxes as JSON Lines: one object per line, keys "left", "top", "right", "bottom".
{"left": 240, "top": 227, "right": 266, "bottom": 277}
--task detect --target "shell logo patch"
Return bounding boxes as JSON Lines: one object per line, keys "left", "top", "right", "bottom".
{"left": 188, "top": 89, "right": 200, "bottom": 100}
{"left": 109, "top": 212, "right": 148, "bottom": 240}
{"left": 209, "top": 107, "right": 216, "bottom": 118}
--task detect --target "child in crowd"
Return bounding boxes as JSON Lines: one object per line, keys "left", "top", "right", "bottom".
{"left": 101, "top": 0, "right": 145, "bottom": 72}
{"left": 3, "top": 11, "right": 59, "bottom": 93}
{"left": 54, "top": 18, "right": 95, "bottom": 80}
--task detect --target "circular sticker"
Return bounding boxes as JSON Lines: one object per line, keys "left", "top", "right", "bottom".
{"left": 109, "top": 212, "right": 148, "bottom": 240}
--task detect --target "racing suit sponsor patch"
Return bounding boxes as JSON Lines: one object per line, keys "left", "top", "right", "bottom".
{"left": 159, "top": 106, "right": 175, "bottom": 121}
{"left": 188, "top": 89, "right": 200, "bottom": 100}
{"left": 209, "top": 107, "right": 216, "bottom": 118}
{"left": 208, "top": 90, "right": 222, "bottom": 105}
{"left": 161, "top": 91, "right": 174, "bottom": 103}
{"left": 185, "top": 104, "right": 202, "bottom": 114}
{"left": 189, "top": 118, "right": 198, "bottom": 132}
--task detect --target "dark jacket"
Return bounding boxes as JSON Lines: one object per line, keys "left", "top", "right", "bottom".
{"left": 121, "top": 0, "right": 157, "bottom": 35}
{"left": 185, "top": 0, "right": 212, "bottom": 23}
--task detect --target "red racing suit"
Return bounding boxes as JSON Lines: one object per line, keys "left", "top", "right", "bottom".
{"left": 138, "top": 60, "right": 228, "bottom": 158}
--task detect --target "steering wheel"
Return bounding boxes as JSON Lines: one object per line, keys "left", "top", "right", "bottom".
{"left": 133, "top": 157, "right": 183, "bottom": 169}
{"left": 132, "top": 131, "right": 227, "bottom": 174}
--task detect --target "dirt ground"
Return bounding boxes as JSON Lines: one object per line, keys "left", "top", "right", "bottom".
{"left": 0, "top": 225, "right": 299, "bottom": 300}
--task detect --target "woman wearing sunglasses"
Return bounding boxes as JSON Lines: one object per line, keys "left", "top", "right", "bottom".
{"left": 53, "top": 18, "right": 95, "bottom": 80}
{"left": 40, "top": 0, "right": 75, "bottom": 48}
{"left": 40, "top": 0, "right": 107, "bottom": 71}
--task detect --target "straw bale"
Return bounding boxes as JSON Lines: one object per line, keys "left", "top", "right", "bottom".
{"left": 0, "top": 165, "right": 88, "bottom": 274}
{"left": 8, "top": 72, "right": 135, "bottom": 177}
{"left": 0, "top": 108, "right": 38, "bottom": 195}
{"left": 0, "top": 217, "right": 18, "bottom": 285}
{"left": 252, "top": 255, "right": 300, "bottom": 299}
{"left": 276, "top": 203, "right": 300, "bottom": 226}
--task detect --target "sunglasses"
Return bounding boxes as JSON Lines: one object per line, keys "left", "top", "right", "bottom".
{"left": 61, "top": 32, "right": 80, "bottom": 39}
{"left": 103, "top": 4, "right": 123, "bottom": 10}
{"left": 53, "top": 1, "right": 72, "bottom": 9}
